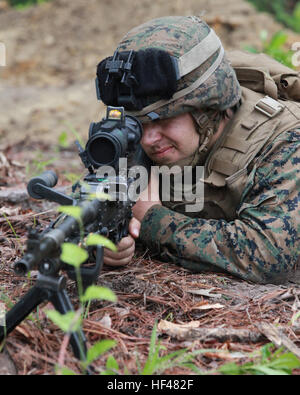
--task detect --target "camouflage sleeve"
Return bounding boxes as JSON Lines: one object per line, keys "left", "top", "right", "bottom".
{"left": 139, "top": 129, "right": 300, "bottom": 284}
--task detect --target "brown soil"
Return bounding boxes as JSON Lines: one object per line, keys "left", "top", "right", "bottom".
{"left": 0, "top": 0, "right": 299, "bottom": 148}
{"left": 0, "top": 0, "right": 299, "bottom": 375}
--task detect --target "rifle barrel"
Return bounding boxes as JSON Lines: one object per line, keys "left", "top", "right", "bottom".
{"left": 14, "top": 199, "right": 102, "bottom": 276}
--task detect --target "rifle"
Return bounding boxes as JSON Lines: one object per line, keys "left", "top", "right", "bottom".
{"left": 0, "top": 106, "right": 142, "bottom": 364}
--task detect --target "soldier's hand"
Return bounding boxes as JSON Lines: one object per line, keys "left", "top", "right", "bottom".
{"left": 133, "top": 169, "right": 161, "bottom": 222}
{"left": 103, "top": 217, "right": 141, "bottom": 267}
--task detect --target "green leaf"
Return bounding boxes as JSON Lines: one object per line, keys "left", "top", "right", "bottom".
{"left": 58, "top": 206, "right": 82, "bottom": 221}
{"left": 60, "top": 243, "right": 88, "bottom": 268}
{"left": 294, "top": 3, "right": 300, "bottom": 21}
{"left": 88, "top": 192, "right": 112, "bottom": 201}
{"left": 219, "top": 362, "right": 242, "bottom": 375}
{"left": 142, "top": 346, "right": 161, "bottom": 375}
{"left": 148, "top": 321, "right": 158, "bottom": 360}
{"left": 56, "top": 366, "right": 77, "bottom": 375}
{"left": 260, "top": 343, "right": 273, "bottom": 363}
{"left": 156, "top": 348, "right": 187, "bottom": 366}
{"left": 243, "top": 45, "right": 259, "bottom": 54}
{"left": 268, "top": 353, "right": 300, "bottom": 371}
{"left": 142, "top": 322, "right": 162, "bottom": 375}
{"left": 251, "top": 365, "right": 289, "bottom": 375}
{"left": 86, "top": 233, "right": 117, "bottom": 252}
{"left": 80, "top": 285, "right": 117, "bottom": 303}
{"left": 104, "top": 355, "right": 119, "bottom": 374}
{"left": 180, "top": 362, "right": 203, "bottom": 374}
{"left": 46, "top": 310, "right": 82, "bottom": 333}
{"left": 268, "top": 31, "right": 287, "bottom": 50}
{"left": 291, "top": 310, "right": 300, "bottom": 325}
{"left": 86, "top": 340, "right": 116, "bottom": 364}
{"left": 58, "top": 131, "right": 69, "bottom": 148}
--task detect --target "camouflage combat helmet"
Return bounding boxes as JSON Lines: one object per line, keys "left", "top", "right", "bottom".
{"left": 116, "top": 16, "right": 242, "bottom": 122}
{"left": 96, "top": 16, "right": 242, "bottom": 162}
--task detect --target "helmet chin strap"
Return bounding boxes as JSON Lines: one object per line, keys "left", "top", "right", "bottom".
{"left": 191, "top": 109, "right": 223, "bottom": 161}
{"left": 163, "top": 149, "right": 201, "bottom": 171}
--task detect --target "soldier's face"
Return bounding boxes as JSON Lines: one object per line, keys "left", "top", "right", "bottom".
{"left": 141, "top": 113, "right": 200, "bottom": 165}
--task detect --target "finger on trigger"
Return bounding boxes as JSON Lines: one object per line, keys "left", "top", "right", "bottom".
{"left": 129, "top": 217, "right": 141, "bottom": 239}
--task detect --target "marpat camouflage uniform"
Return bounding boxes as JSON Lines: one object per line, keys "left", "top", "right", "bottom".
{"left": 140, "top": 128, "right": 300, "bottom": 284}
{"left": 97, "top": 16, "right": 300, "bottom": 284}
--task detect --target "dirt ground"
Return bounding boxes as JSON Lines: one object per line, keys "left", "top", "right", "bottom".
{"left": 1, "top": 0, "right": 298, "bottom": 148}
{"left": 0, "top": 0, "right": 300, "bottom": 375}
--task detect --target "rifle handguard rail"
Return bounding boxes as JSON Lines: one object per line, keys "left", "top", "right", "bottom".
{"left": 14, "top": 199, "right": 102, "bottom": 276}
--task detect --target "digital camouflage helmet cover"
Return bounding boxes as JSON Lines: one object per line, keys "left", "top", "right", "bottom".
{"left": 97, "top": 16, "right": 241, "bottom": 121}
{"left": 96, "top": 16, "right": 242, "bottom": 158}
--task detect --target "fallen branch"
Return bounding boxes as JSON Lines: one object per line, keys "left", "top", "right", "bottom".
{"left": 158, "top": 320, "right": 265, "bottom": 343}
{"left": 256, "top": 322, "right": 300, "bottom": 359}
{"left": 158, "top": 320, "right": 300, "bottom": 345}
{"left": 0, "top": 188, "right": 29, "bottom": 204}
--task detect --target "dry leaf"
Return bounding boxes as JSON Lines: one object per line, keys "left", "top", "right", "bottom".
{"left": 158, "top": 319, "right": 200, "bottom": 338}
{"left": 114, "top": 307, "right": 130, "bottom": 317}
{"left": 204, "top": 351, "right": 246, "bottom": 361}
{"left": 191, "top": 303, "right": 224, "bottom": 310}
{"left": 0, "top": 206, "right": 20, "bottom": 216}
{"left": 98, "top": 314, "right": 112, "bottom": 329}
{"left": 15, "top": 325, "right": 31, "bottom": 339}
{"left": 187, "top": 288, "right": 222, "bottom": 299}
{"left": 0, "top": 153, "right": 9, "bottom": 167}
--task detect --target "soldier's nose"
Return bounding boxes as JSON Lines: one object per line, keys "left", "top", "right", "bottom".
{"left": 141, "top": 123, "right": 162, "bottom": 147}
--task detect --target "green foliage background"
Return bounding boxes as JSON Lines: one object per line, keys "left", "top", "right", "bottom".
{"left": 7, "top": 0, "right": 49, "bottom": 8}
{"left": 8, "top": 0, "right": 300, "bottom": 35}
{"left": 247, "top": 0, "right": 300, "bottom": 33}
